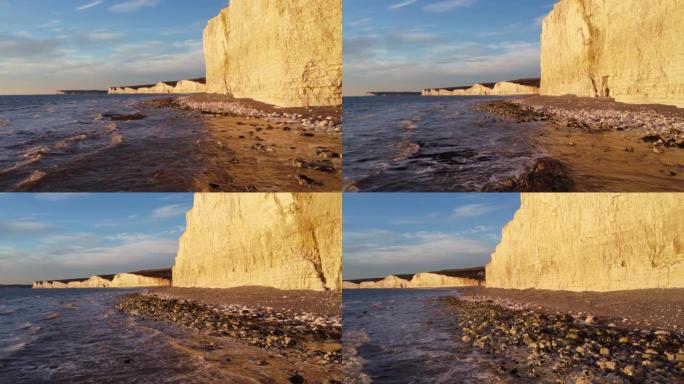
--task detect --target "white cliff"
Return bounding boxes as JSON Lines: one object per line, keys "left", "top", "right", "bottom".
{"left": 172, "top": 193, "right": 342, "bottom": 291}
{"left": 486, "top": 193, "right": 684, "bottom": 291}
{"left": 203, "top": 0, "right": 342, "bottom": 107}
{"left": 540, "top": 0, "right": 684, "bottom": 108}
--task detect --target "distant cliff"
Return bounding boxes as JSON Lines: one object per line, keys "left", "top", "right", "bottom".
{"left": 33, "top": 269, "right": 171, "bottom": 289}
{"left": 108, "top": 78, "right": 206, "bottom": 94}
{"left": 423, "top": 79, "right": 540, "bottom": 97}
{"left": 204, "top": 0, "right": 341, "bottom": 107}
{"left": 540, "top": 0, "right": 684, "bottom": 108}
{"left": 486, "top": 194, "right": 684, "bottom": 291}
{"left": 172, "top": 193, "right": 342, "bottom": 291}
{"left": 344, "top": 268, "right": 484, "bottom": 289}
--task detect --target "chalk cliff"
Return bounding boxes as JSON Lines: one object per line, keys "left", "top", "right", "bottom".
{"left": 108, "top": 79, "right": 206, "bottom": 94}
{"left": 345, "top": 273, "right": 482, "bottom": 289}
{"left": 33, "top": 272, "right": 171, "bottom": 289}
{"left": 342, "top": 281, "right": 360, "bottom": 289}
{"left": 486, "top": 193, "right": 684, "bottom": 291}
{"left": 358, "top": 275, "right": 410, "bottom": 289}
{"left": 408, "top": 273, "right": 482, "bottom": 288}
{"left": 422, "top": 79, "right": 540, "bottom": 97}
{"left": 491, "top": 82, "right": 540, "bottom": 96}
{"left": 202, "top": 0, "right": 342, "bottom": 107}
{"left": 110, "top": 273, "right": 170, "bottom": 288}
{"left": 172, "top": 193, "right": 342, "bottom": 291}
{"left": 540, "top": 0, "right": 684, "bottom": 108}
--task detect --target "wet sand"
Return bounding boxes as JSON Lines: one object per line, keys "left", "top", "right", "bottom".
{"left": 119, "top": 287, "right": 342, "bottom": 383}
{"left": 152, "top": 95, "right": 342, "bottom": 192}
{"left": 477, "top": 96, "right": 684, "bottom": 191}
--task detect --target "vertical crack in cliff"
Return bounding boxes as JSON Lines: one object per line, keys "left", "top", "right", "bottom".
{"left": 310, "top": 228, "right": 328, "bottom": 289}
{"left": 576, "top": 0, "right": 601, "bottom": 97}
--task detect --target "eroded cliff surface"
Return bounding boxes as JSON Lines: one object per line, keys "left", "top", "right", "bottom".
{"left": 541, "top": 0, "right": 684, "bottom": 108}
{"left": 172, "top": 193, "right": 342, "bottom": 291}
{"left": 487, "top": 193, "right": 684, "bottom": 291}
{"left": 203, "top": 0, "right": 342, "bottom": 107}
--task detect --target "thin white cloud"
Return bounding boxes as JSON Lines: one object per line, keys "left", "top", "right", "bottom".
{"left": 346, "top": 231, "right": 491, "bottom": 266}
{"left": 0, "top": 220, "right": 54, "bottom": 233}
{"left": 388, "top": 0, "right": 417, "bottom": 10}
{"left": 76, "top": 0, "right": 104, "bottom": 11}
{"left": 109, "top": 0, "right": 159, "bottom": 13}
{"left": 424, "top": 0, "right": 478, "bottom": 12}
{"left": 35, "top": 193, "right": 87, "bottom": 201}
{"left": 451, "top": 203, "right": 499, "bottom": 219}
{"left": 151, "top": 204, "right": 189, "bottom": 219}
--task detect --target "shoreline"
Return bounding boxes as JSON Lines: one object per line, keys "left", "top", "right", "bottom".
{"left": 0, "top": 93, "right": 342, "bottom": 192}
{"left": 141, "top": 94, "right": 343, "bottom": 192}
{"left": 441, "top": 287, "right": 684, "bottom": 382}
{"left": 116, "top": 287, "right": 342, "bottom": 382}
{"left": 475, "top": 96, "right": 684, "bottom": 192}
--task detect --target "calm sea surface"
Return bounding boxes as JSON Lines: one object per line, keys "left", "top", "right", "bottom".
{"left": 343, "top": 96, "right": 544, "bottom": 192}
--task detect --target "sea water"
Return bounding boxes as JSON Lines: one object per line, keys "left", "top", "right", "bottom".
{"left": 343, "top": 96, "right": 544, "bottom": 192}
{"left": 0, "top": 94, "right": 205, "bottom": 191}
{"left": 0, "top": 288, "right": 219, "bottom": 384}
{"left": 343, "top": 289, "right": 499, "bottom": 384}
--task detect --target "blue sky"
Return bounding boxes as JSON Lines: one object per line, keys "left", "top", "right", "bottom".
{"left": 344, "top": 0, "right": 556, "bottom": 95}
{"left": 0, "top": 0, "right": 227, "bottom": 94}
{"left": 0, "top": 193, "right": 192, "bottom": 284}
{"left": 343, "top": 193, "right": 520, "bottom": 280}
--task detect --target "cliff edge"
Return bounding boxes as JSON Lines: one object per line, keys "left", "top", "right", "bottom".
{"left": 486, "top": 193, "right": 684, "bottom": 291}
{"left": 172, "top": 193, "right": 342, "bottom": 291}
{"left": 541, "top": 0, "right": 684, "bottom": 108}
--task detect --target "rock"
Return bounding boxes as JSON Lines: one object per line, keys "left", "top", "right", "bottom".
{"left": 623, "top": 364, "right": 636, "bottom": 376}
{"left": 540, "top": 0, "right": 684, "bottom": 108}
{"left": 315, "top": 148, "right": 341, "bottom": 159}
{"left": 203, "top": 0, "right": 341, "bottom": 107}
{"left": 597, "top": 359, "right": 617, "bottom": 370}
{"left": 486, "top": 194, "right": 684, "bottom": 291}
{"left": 102, "top": 113, "right": 146, "bottom": 121}
{"left": 45, "top": 312, "right": 60, "bottom": 320}
{"left": 297, "top": 175, "right": 323, "bottom": 188}
{"left": 172, "top": 194, "right": 341, "bottom": 291}
{"left": 292, "top": 158, "right": 336, "bottom": 174}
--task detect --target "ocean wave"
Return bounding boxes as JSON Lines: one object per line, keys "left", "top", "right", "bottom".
{"left": 0, "top": 306, "right": 16, "bottom": 316}
{"left": 343, "top": 330, "right": 372, "bottom": 384}
{"left": 15, "top": 170, "right": 46, "bottom": 190}
{"left": 24, "top": 145, "right": 50, "bottom": 158}
{"left": 0, "top": 342, "right": 26, "bottom": 360}
{"left": 393, "top": 141, "right": 421, "bottom": 161}
{"left": 400, "top": 120, "right": 417, "bottom": 130}
{"left": 111, "top": 132, "right": 124, "bottom": 145}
